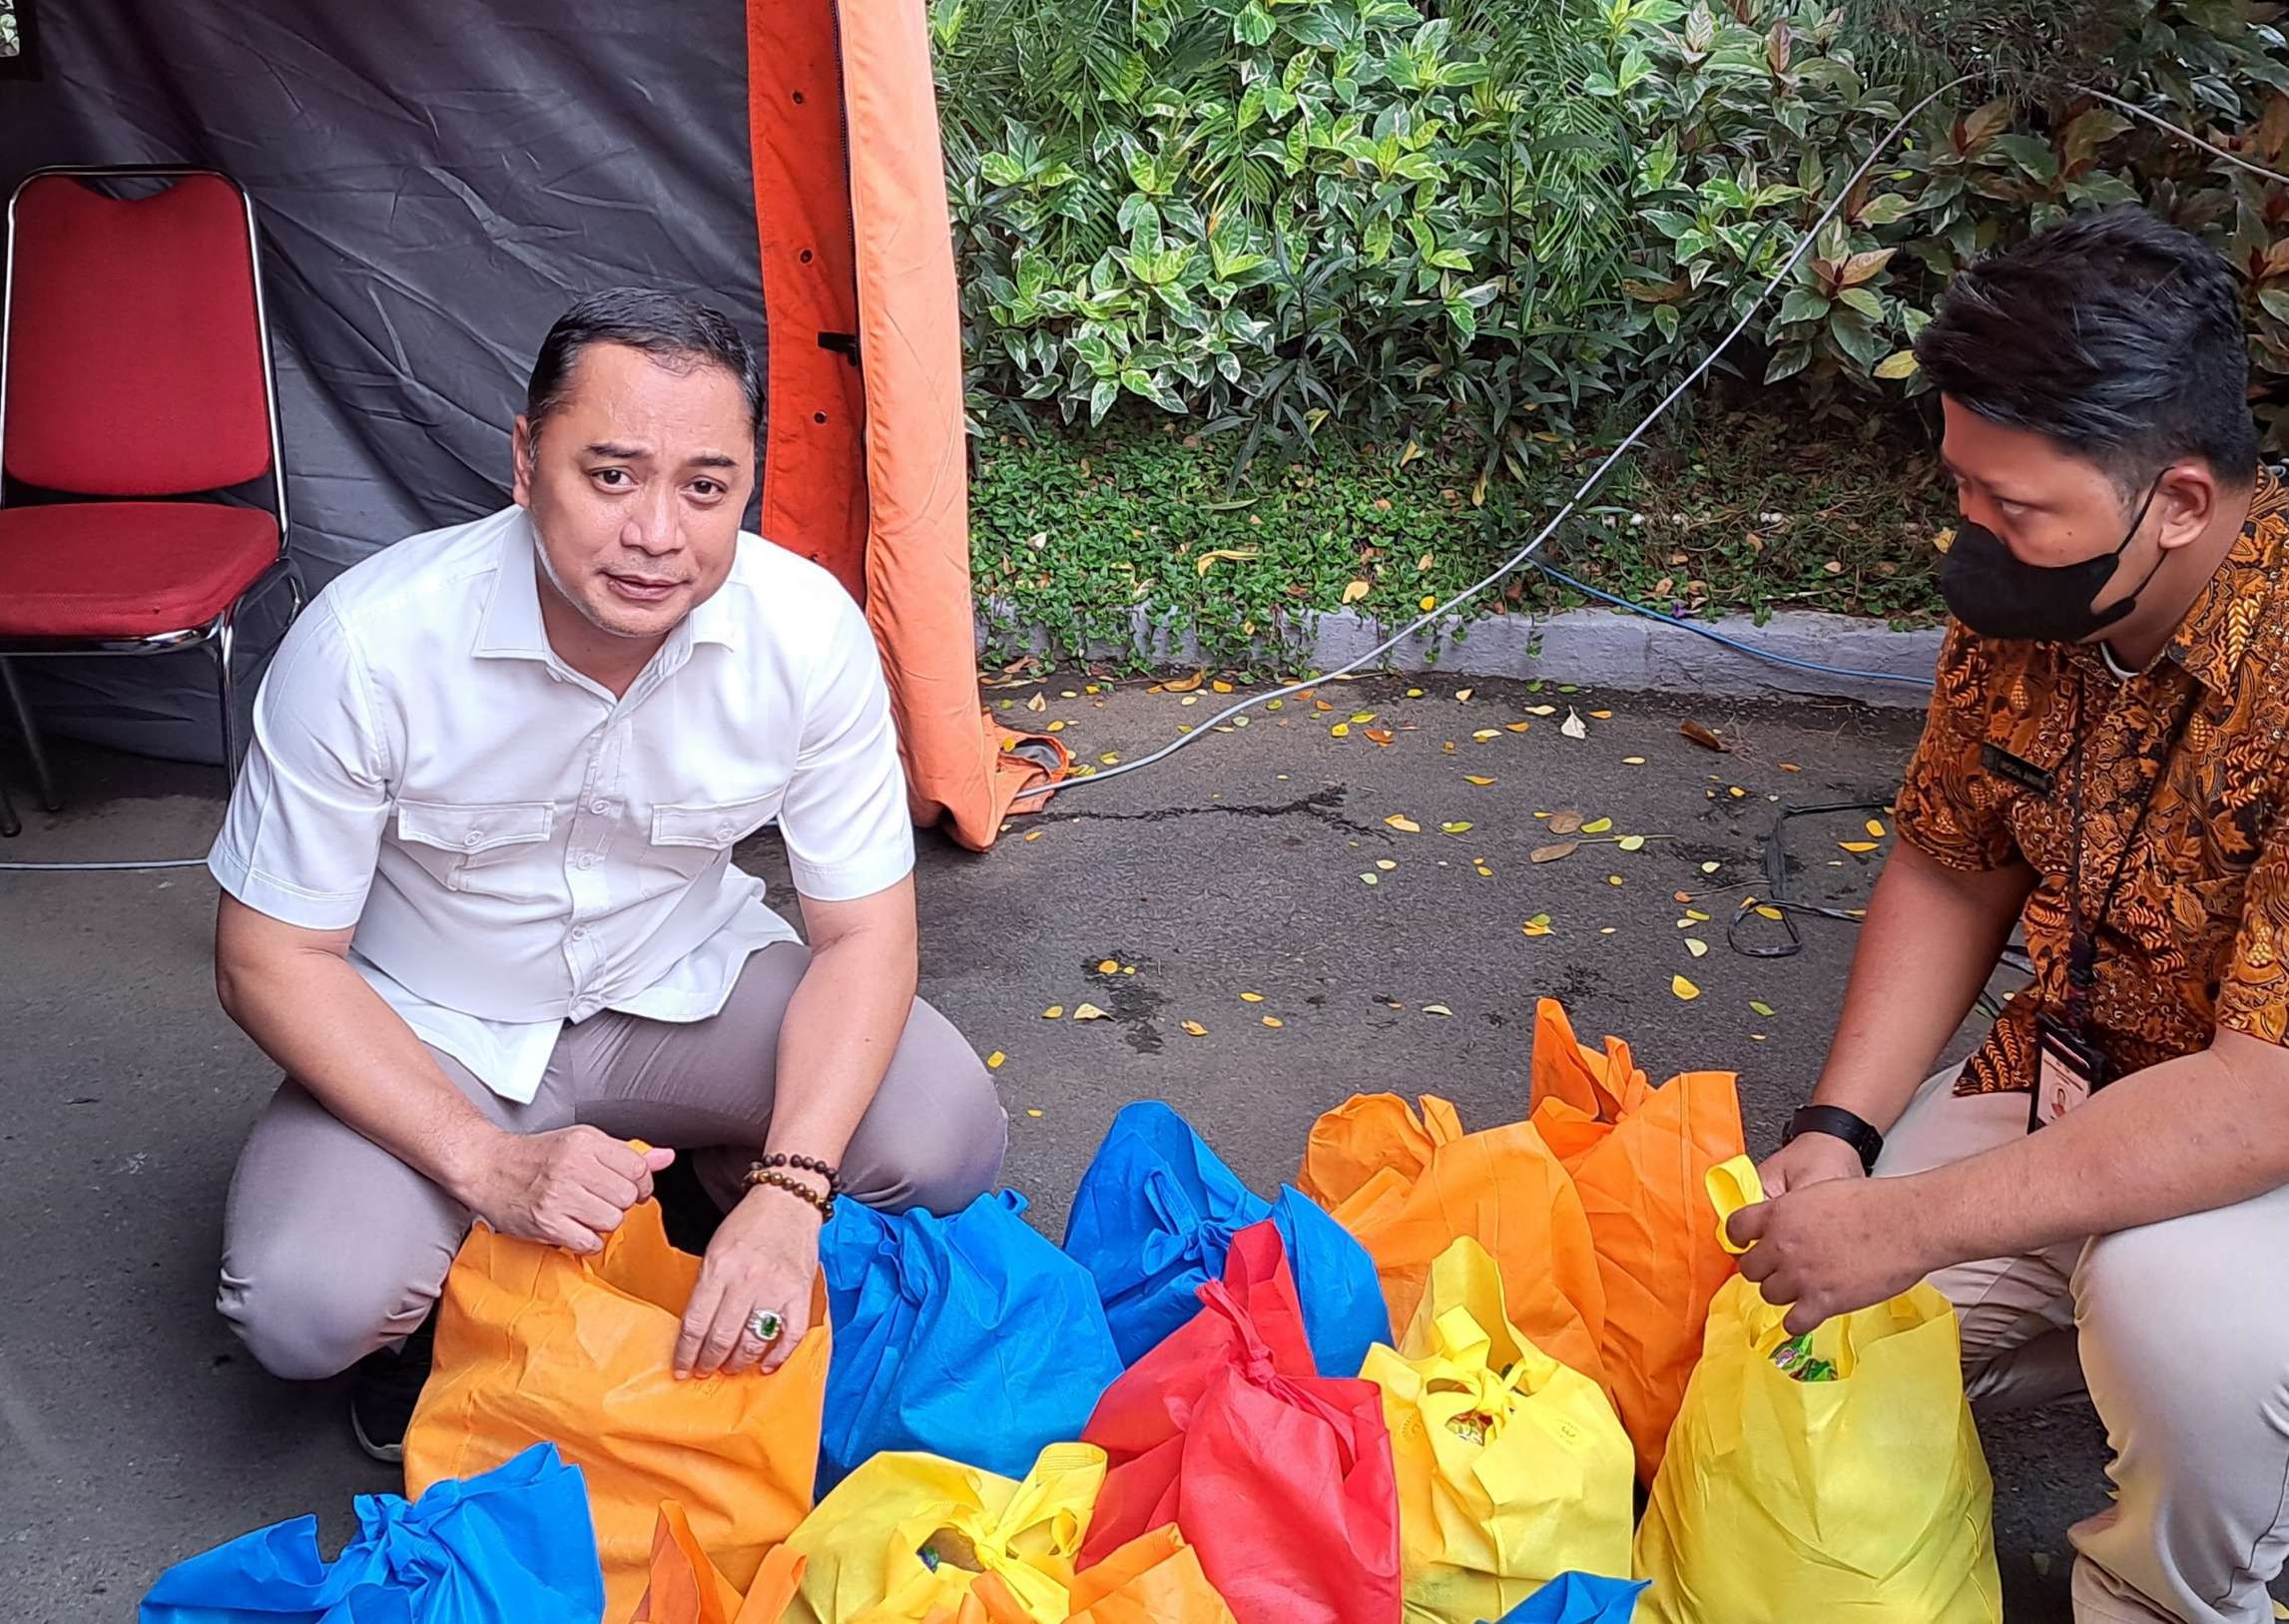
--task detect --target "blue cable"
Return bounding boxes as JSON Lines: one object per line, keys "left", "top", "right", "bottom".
{"left": 1523, "top": 558, "right": 1938, "bottom": 691}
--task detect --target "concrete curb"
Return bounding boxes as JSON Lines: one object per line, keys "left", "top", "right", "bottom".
{"left": 976, "top": 603, "right": 1942, "bottom": 710}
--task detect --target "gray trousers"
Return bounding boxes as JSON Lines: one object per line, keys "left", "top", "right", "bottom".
{"left": 1879, "top": 1066, "right": 2289, "bottom": 1624}
{"left": 216, "top": 941, "right": 1008, "bottom": 1380}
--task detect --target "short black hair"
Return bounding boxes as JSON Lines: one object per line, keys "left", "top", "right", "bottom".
{"left": 525, "top": 288, "right": 764, "bottom": 445}
{"left": 1915, "top": 206, "right": 2259, "bottom": 499}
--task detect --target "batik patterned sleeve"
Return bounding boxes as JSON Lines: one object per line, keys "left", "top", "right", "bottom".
{"left": 1893, "top": 622, "right": 2018, "bottom": 872}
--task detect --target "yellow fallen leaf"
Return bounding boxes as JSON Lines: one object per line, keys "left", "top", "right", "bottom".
{"left": 1376, "top": 858, "right": 1398, "bottom": 871}
{"left": 1100, "top": 753, "right": 1121, "bottom": 766}
{"left": 1331, "top": 723, "right": 1351, "bottom": 738}
{"left": 1026, "top": 1107, "right": 1044, "bottom": 1118}
{"left": 1867, "top": 818, "right": 1888, "bottom": 837}
{"left": 1045, "top": 720, "right": 1067, "bottom": 733}
{"left": 1672, "top": 975, "right": 1702, "bottom": 1001}
{"left": 986, "top": 1051, "right": 1006, "bottom": 1069}
{"left": 1590, "top": 709, "right": 1614, "bottom": 719}
{"left": 1407, "top": 688, "right": 1425, "bottom": 697}
{"left": 1617, "top": 834, "right": 1646, "bottom": 851}
{"left": 1024, "top": 829, "right": 1043, "bottom": 842}
{"left": 1385, "top": 813, "right": 1422, "bottom": 832}
{"left": 1685, "top": 937, "right": 1709, "bottom": 958}
{"left": 1687, "top": 909, "right": 1710, "bottom": 921}
{"left": 1756, "top": 905, "right": 1784, "bottom": 921}
{"left": 1360, "top": 872, "right": 1380, "bottom": 885}
{"left": 1423, "top": 1004, "right": 1453, "bottom": 1017}
{"left": 1581, "top": 816, "right": 1613, "bottom": 834}
{"left": 1351, "top": 711, "right": 1379, "bottom": 724}
{"left": 1180, "top": 695, "right": 1200, "bottom": 707}
{"left": 1026, "top": 692, "right": 1047, "bottom": 712}
{"left": 1096, "top": 958, "right": 1119, "bottom": 973}
{"left": 1750, "top": 999, "right": 1776, "bottom": 1016}
{"left": 1700, "top": 860, "right": 1721, "bottom": 874}
{"left": 1475, "top": 864, "right": 1493, "bottom": 876}
{"left": 1073, "top": 1002, "right": 1107, "bottom": 1021}
{"left": 1261, "top": 1015, "right": 1284, "bottom": 1028}
{"left": 1608, "top": 874, "right": 1625, "bottom": 886}
{"left": 1521, "top": 913, "right": 1553, "bottom": 937}
{"left": 1441, "top": 820, "right": 1472, "bottom": 834}
{"left": 1165, "top": 670, "right": 1206, "bottom": 693}
{"left": 1454, "top": 688, "right": 1474, "bottom": 702}
{"left": 1622, "top": 756, "right": 1646, "bottom": 765}
{"left": 1525, "top": 705, "right": 1557, "bottom": 716}
{"left": 1181, "top": 1020, "right": 1208, "bottom": 1037}
{"left": 1240, "top": 991, "right": 1265, "bottom": 1002}
{"left": 1504, "top": 721, "right": 1531, "bottom": 733}
{"left": 1472, "top": 728, "right": 1499, "bottom": 741}
{"left": 1123, "top": 965, "right": 1136, "bottom": 974}
{"left": 1212, "top": 680, "right": 1235, "bottom": 694}
{"left": 1728, "top": 786, "right": 1747, "bottom": 799}
{"left": 1840, "top": 840, "right": 1880, "bottom": 853}
{"left": 1600, "top": 927, "right": 1616, "bottom": 935}
{"left": 1196, "top": 547, "right": 1259, "bottom": 575}
{"left": 1463, "top": 775, "right": 1495, "bottom": 786}
{"left": 1342, "top": 579, "right": 1372, "bottom": 604}
{"left": 1042, "top": 1006, "right": 1064, "bottom": 1020}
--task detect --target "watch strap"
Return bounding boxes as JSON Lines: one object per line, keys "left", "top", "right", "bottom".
{"left": 1783, "top": 1103, "right": 1885, "bottom": 1174}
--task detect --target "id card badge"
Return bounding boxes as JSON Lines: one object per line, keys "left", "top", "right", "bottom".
{"left": 2031, "top": 1014, "right": 2111, "bottom": 1130}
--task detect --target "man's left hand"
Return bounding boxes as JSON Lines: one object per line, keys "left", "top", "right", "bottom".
{"left": 675, "top": 1185, "right": 824, "bottom": 1379}
{"left": 1725, "top": 1175, "right": 1939, "bottom": 1336}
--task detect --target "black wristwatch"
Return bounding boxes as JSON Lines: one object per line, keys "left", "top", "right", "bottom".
{"left": 1782, "top": 1104, "right": 1885, "bottom": 1174}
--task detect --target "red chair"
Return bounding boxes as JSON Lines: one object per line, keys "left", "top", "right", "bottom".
{"left": 0, "top": 167, "right": 300, "bottom": 816}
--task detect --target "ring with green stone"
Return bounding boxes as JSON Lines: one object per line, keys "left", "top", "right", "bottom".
{"left": 746, "top": 1309, "right": 784, "bottom": 1344}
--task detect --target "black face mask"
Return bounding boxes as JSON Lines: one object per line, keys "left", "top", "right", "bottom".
{"left": 1940, "top": 479, "right": 2165, "bottom": 644}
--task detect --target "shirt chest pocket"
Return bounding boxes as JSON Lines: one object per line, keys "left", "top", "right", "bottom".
{"left": 394, "top": 800, "right": 557, "bottom": 901}
{"left": 647, "top": 790, "right": 783, "bottom": 867}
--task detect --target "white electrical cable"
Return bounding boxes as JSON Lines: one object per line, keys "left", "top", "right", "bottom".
{"left": 0, "top": 855, "right": 209, "bottom": 871}
{"left": 1045, "top": 73, "right": 1985, "bottom": 792}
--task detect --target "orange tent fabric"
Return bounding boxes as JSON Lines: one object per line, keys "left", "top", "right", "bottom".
{"left": 1526, "top": 1000, "right": 1744, "bottom": 1482}
{"left": 1297, "top": 1092, "right": 1608, "bottom": 1391}
{"left": 746, "top": 0, "right": 1062, "bottom": 851}
{"left": 636, "top": 1502, "right": 807, "bottom": 1624}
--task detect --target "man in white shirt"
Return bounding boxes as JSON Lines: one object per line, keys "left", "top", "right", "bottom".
{"left": 206, "top": 289, "right": 1007, "bottom": 1459}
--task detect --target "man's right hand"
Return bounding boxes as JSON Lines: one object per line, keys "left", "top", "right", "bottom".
{"left": 1755, "top": 1129, "right": 1869, "bottom": 1199}
{"left": 462, "top": 1127, "right": 677, "bottom": 1253}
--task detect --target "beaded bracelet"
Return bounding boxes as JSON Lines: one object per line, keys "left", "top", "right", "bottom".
{"left": 752, "top": 1151, "right": 842, "bottom": 1193}
{"left": 743, "top": 1166, "right": 836, "bottom": 1222}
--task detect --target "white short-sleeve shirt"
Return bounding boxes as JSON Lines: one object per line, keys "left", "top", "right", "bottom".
{"left": 208, "top": 504, "right": 915, "bottom": 1103}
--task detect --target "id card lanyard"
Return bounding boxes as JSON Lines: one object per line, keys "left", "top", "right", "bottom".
{"left": 2037, "top": 671, "right": 2198, "bottom": 1127}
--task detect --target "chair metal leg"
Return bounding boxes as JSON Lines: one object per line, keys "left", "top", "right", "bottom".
{"left": 0, "top": 658, "right": 59, "bottom": 813}
{"left": 0, "top": 770, "right": 19, "bottom": 838}
{"left": 215, "top": 610, "right": 242, "bottom": 790}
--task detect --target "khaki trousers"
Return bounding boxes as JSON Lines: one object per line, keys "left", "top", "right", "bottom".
{"left": 216, "top": 941, "right": 1008, "bottom": 1380}
{"left": 1877, "top": 1066, "right": 2289, "bottom": 1624}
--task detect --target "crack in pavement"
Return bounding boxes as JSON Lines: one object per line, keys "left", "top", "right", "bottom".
{"left": 1052, "top": 787, "right": 1389, "bottom": 842}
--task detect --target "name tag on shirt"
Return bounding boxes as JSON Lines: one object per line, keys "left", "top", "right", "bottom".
{"left": 2030, "top": 1015, "right": 2111, "bottom": 1130}
{"left": 1981, "top": 743, "right": 2054, "bottom": 796}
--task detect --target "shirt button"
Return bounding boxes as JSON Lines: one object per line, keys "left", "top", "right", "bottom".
{"left": 591, "top": 800, "right": 612, "bottom": 813}
{"left": 570, "top": 925, "right": 589, "bottom": 941}
{"left": 577, "top": 852, "right": 599, "bottom": 869}
{"left": 716, "top": 823, "right": 733, "bottom": 839}
{"left": 462, "top": 831, "right": 481, "bottom": 847}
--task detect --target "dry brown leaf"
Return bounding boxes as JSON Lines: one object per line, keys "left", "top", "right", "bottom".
{"left": 1504, "top": 721, "right": 1531, "bottom": 734}
{"left": 1342, "top": 579, "right": 1372, "bottom": 604}
{"left": 1165, "top": 670, "right": 1207, "bottom": 693}
{"left": 1530, "top": 841, "right": 1580, "bottom": 863}
{"left": 1561, "top": 709, "right": 1588, "bottom": 740}
{"left": 1680, "top": 720, "right": 1727, "bottom": 752}
{"left": 1026, "top": 692, "right": 1048, "bottom": 713}
{"left": 1364, "top": 728, "right": 1395, "bottom": 746}
{"left": 1548, "top": 811, "right": 1583, "bottom": 835}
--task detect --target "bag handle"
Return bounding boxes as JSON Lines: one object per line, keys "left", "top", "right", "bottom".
{"left": 1706, "top": 1154, "right": 1763, "bottom": 1256}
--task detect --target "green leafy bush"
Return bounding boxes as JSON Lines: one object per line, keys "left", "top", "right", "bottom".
{"left": 936, "top": 0, "right": 2289, "bottom": 470}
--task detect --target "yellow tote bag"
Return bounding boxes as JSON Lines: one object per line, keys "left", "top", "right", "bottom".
{"left": 1632, "top": 1158, "right": 2003, "bottom": 1624}
{"left": 1362, "top": 1238, "right": 1633, "bottom": 1624}
{"left": 784, "top": 1442, "right": 1107, "bottom": 1624}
